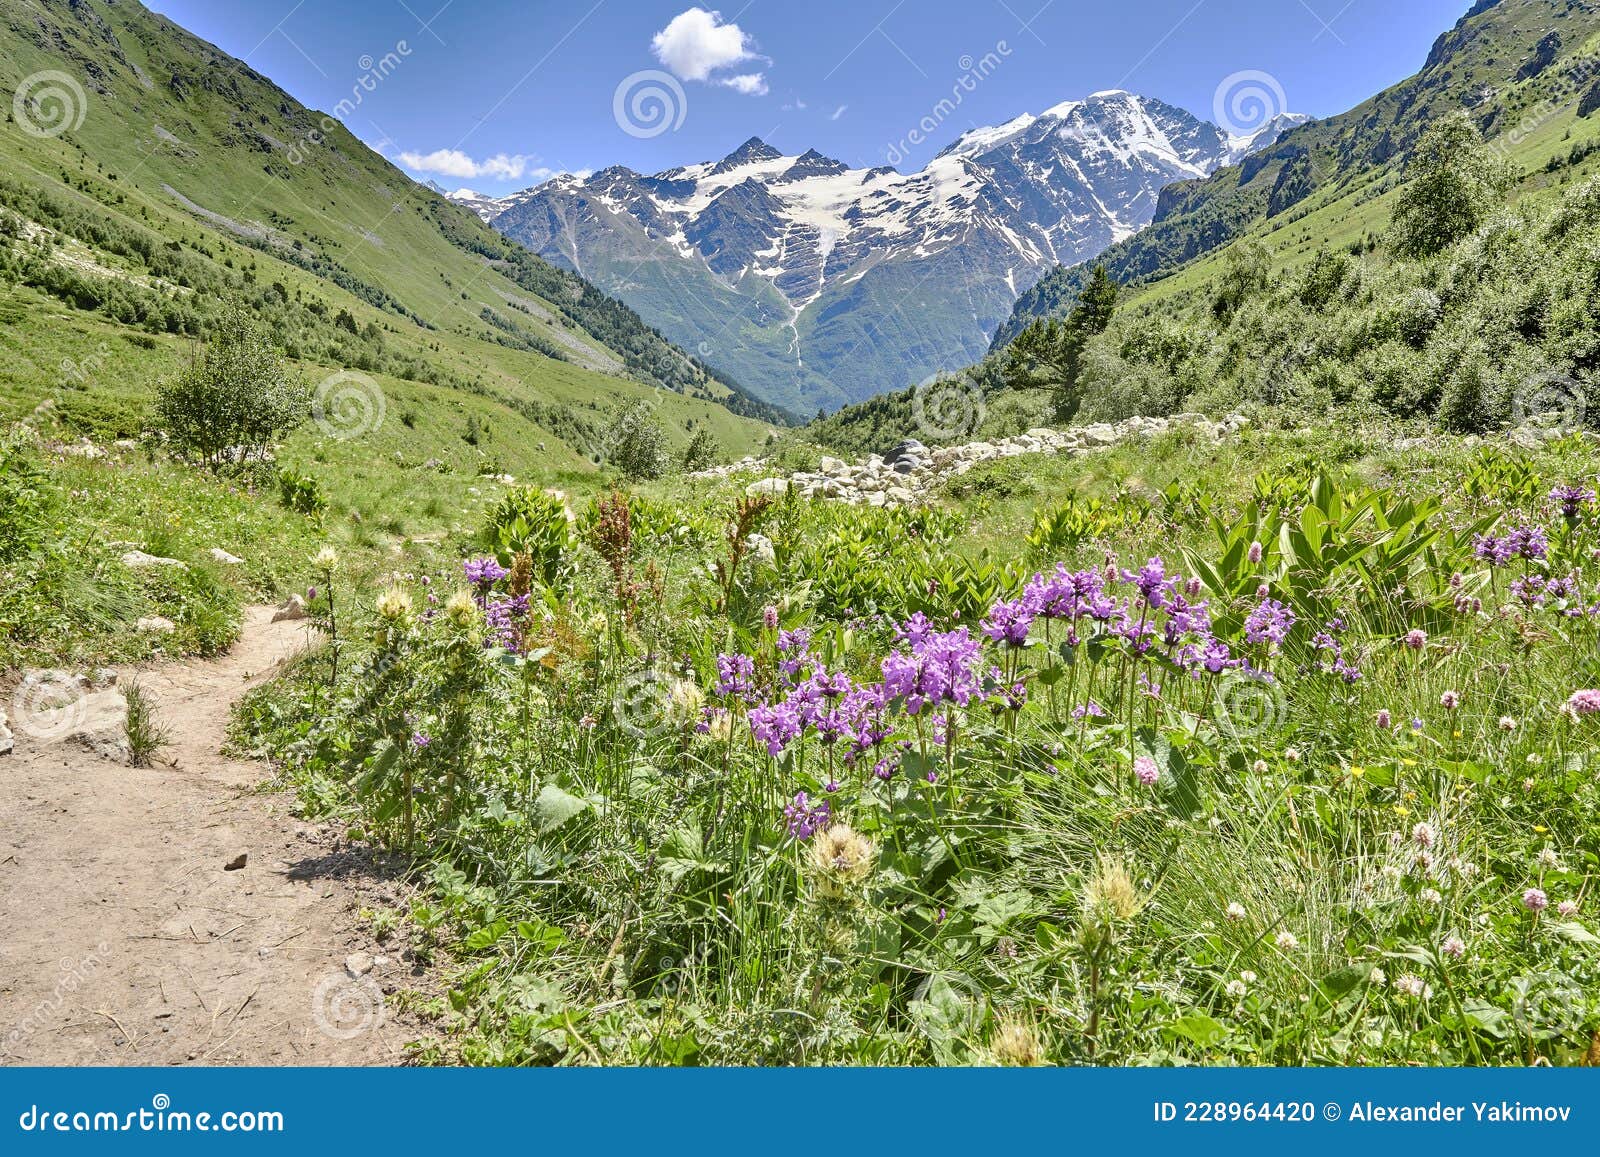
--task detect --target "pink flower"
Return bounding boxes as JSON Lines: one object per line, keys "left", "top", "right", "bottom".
{"left": 1523, "top": 888, "right": 1549, "bottom": 912}
{"left": 1404, "top": 629, "right": 1427, "bottom": 651}
{"left": 1375, "top": 709, "right": 1392, "bottom": 729}
{"left": 1247, "top": 541, "right": 1263, "bottom": 565}
{"left": 762, "top": 604, "right": 779, "bottom": 630}
{"left": 1440, "top": 690, "right": 1461, "bottom": 710}
{"left": 1565, "top": 690, "right": 1600, "bottom": 718}
{"left": 1556, "top": 900, "right": 1579, "bottom": 918}
{"left": 1441, "top": 936, "right": 1465, "bottom": 959}
{"left": 1134, "top": 756, "right": 1160, "bottom": 787}
{"left": 1412, "top": 822, "right": 1436, "bottom": 849}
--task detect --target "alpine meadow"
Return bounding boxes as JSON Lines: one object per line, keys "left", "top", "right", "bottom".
{"left": 4, "top": 0, "right": 1600, "bottom": 1077}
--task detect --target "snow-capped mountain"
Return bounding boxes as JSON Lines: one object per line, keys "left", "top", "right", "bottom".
{"left": 472, "top": 91, "right": 1305, "bottom": 412}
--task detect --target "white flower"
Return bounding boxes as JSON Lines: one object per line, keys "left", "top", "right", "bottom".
{"left": 1225, "top": 979, "right": 1249, "bottom": 998}
{"left": 1275, "top": 931, "right": 1299, "bottom": 951}
{"left": 1419, "top": 888, "right": 1443, "bottom": 906}
{"left": 1556, "top": 900, "right": 1580, "bottom": 918}
{"left": 1537, "top": 847, "right": 1561, "bottom": 869}
{"left": 1394, "top": 974, "right": 1431, "bottom": 999}
{"left": 1412, "top": 821, "right": 1437, "bottom": 848}
{"left": 1240, "top": 970, "right": 1257, "bottom": 984}
{"left": 1368, "top": 967, "right": 1387, "bottom": 987}
{"left": 1225, "top": 902, "right": 1247, "bottom": 923}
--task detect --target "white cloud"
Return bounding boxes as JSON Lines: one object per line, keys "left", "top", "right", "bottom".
{"left": 720, "top": 73, "right": 768, "bottom": 96}
{"left": 651, "top": 7, "right": 767, "bottom": 95}
{"left": 397, "top": 149, "right": 540, "bottom": 181}
{"left": 829, "top": 104, "right": 848, "bottom": 121}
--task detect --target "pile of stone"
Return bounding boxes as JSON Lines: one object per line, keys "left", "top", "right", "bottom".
{"left": 743, "top": 413, "right": 1248, "bottom": 507}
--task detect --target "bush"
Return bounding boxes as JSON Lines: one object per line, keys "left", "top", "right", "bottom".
{"left": 600, "top": 402, "right": 670, "bottom": 481}
{"left": 153, "top": 305, "right": 307, "bottom": 468}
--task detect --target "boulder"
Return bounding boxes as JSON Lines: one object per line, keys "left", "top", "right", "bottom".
{"left": 745, "top": 477, "right": 790, "bottom": 497}
{"left": 209, "top": 548, "right": 244, "bottom": 565}
{"left": 272, "top": 595, "right": 307, "bottom": 623}
{"left": 121, "top": 550, "right": 187, "bottom": 570}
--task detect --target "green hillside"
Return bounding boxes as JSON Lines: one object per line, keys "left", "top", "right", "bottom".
{"left": 0, "top": 0, "right": 783, "bottom": 458}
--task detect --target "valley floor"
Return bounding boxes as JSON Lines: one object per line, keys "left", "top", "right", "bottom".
{"left": 0, "top": 608, "right": 426, "bottom": 1065}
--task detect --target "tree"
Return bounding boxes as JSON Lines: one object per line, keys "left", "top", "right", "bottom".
{"left": 681, "top": 426, "right": 720, "bottom": 472}
{"left": 1389, "top": 112, "right": 1515, "bottom": 259}
{"left": 601, "top": 402, "right": 670, "bottom": 480}
{"left": 1002, "top": 263, "right": 1119, "bottom": 420}
{"left": 153, "top": 305, "right": 307, "bottom": 468}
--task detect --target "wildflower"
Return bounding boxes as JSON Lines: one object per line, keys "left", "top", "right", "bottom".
{"left": 1564, "top": 689, "right": 1600, "bottom": 719}
{"left": 750, "top": 702, "right": 802, "bottom": 757}
{"left": 410, "top": 731, "right": 431, "bottom": 749}
{"left": 1556, "top": 900, "right": 1580, "bottom": 918}
{"left": 578, "top": 713, "right": 597, "bottom": 730}
{"left": 1440, "top": 690, "right": 1461, "bottom": 710}
{"left": 1225, "top": 902, "right": 1247, "bottom": 923}
{"left": 1284, "top": 747, "right": 1300, "bottom": 763}
{"left": 1420, "top": 888, "right": 1443, "bottom": 906}
{"left": 1247, "top": 541, "right": 1263, "bottom": 564}
{"left": 1498, "top": 715, "right": 1517, "bottom": 731}
{"left": 714, "top": 653, "right": 757, "bottom": 699}
{"left": 1133, "top": 756, "right": 1160, "bottom": 787}
{"left": 783, "top": 791, "right": 831, "bottom": 840}
{"left": 762, "top": 604, "right": 779, "bottom": 630}
{"left": 1440, "top": 935, "right": 1466, "bottom": 960}
{"left": 444, "top": 590, "right": 477, "bottom": 628}
{"left": 1225, "top": 979, "right": 1249, "bottom": 998}
{"left": 312, "top": 546, "right": 339, "bottom": 570}
{"left": 990, "top": 1016, "right": 1043, "bottom": 1067}
{"left": 463, "top": 556, "right": 508, "bottom": 590}
{"left": 1252, "top": 759, "right": 1269, "bottom": 775}
{"left": 1523, "top": 888, "right": 1549, "bottom": 912}
{"left": 1412, "top": 821, "right": 1437, "bottom": 849}
{"left": 1551, "top": 483, "right": 1596, "bottom": 519}
{"left": 1082, "top": 855, "right": 1144, "bottom": 923}
{"left": 1240, "top": 970, "right": 1257, "bottom": 984}
{"left": 1244, "top": 597, "right": 1296, "bottom": 648}
{"left": 306, "top": 585, "right": 318, "bottom": 601}
{"left": 1537, "top": 847, "right": 1560, "bottom": 869}
{"left": 1394, "top": 974, "right": 1430, "bottom": 999}
{"left": 375, "top": 587, "right": 412, "bottom": 621}
{"left": 807, "top": 822, "right": 874, "bottom": 893}
{"left": 1403, "top": 629, "right": 1427, "bottom": 651}
{"left": 1275, "top": 931, "right": 1299, "bottom": 951}
{"left": 981, "top": 598, "right": 1033, "bottom": 646}
{"left": 1369, "top": 967, "right": 1387, "bottom": 987}
{"left": 1375, "top": 709, "right": 1392, "bottom": 729}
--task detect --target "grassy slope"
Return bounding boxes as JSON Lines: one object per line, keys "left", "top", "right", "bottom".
{"left": 0, "top": 0, "right": 775, "bottom": 458}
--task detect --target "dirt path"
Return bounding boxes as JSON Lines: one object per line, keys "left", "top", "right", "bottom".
{"left": 1, "top": 608, "right": 425, "bottom": 1065}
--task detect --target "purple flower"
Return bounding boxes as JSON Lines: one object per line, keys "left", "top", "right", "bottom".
{"left": 1523, "top": 888, "right": 1549, "bottom": 913}
{"left": 1566, "top": 689, "right": 1600, "bottom": 718}
{"left": 783, "top": 791, "right": 830, "bottom": 839}
{"left": 410, "top": 731, "right": 432, "bottom": 749}
{"left": 749, "top": 701, "right": 802, "bottom": 756}
{"left": 464, "top": 557, "right": 508, "bottom": 589}
{"left": 1551, "top": 484, "right": 1596, "bottom": 520}
{"left": 1472, "top": 534, "right": 1515, "bottom": 566}
{"left": 982, "top": 598, "right": 1033, "bottom": 646}
{"left": 881, "top": 627, "right": 983, "bottom": 716}
{"left": 484, "top": 593, "right": 529, "bottom": 651}
{"left": 1508, "top": 525, "right": 1549, "bottom": 561}
{"left": 762, "top": 604, "right": 779, "bottom": 630}
{"left": 1244, "top": 597, "right": 1296, "bottom": 648}
{"left": 715, "top": 653, "right": 757, "bottom": 700}
{"left": 1122, "top": 556, "right": 1177, "bottom": 609}
{"left": 1403, "top": 629, "right": 1427, "bottom": 651}
{"left": 1134, "top": 756, "right": 1160, "bottom": 787}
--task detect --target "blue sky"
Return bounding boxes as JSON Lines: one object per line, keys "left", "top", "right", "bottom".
{"left": 144, "top": 0, "right": 1472, "bottom": 194}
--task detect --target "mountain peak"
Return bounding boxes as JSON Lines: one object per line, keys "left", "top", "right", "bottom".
{"left": 712, "top": 136, "right": 783, "bottom": 174}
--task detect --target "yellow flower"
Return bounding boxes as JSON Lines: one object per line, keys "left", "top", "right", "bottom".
{"left": 1393, "top": 805, "right": 1411, "bottom": 817}
{"left": 1350, "top": 766, "right": 1366, "bottom": 779}
{"left": 1533, "top": 825, "right": 1549, "bottom": 834}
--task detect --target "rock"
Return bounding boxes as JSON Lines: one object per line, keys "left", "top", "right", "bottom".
{"left": 113, "top": 439, "right": 139, "bottom": 451}
{"left": 0, "top": 737, "right": 12, "bottom": 757}
{"left": 272, "top": 595, "right": 307, "bottom": 623}
{"left": 208, "top": 548, "right": 244, "bottom": 565}
{"left": 136, "top": 616, "right": 176, "bottom": 634}
{"left": 121, "top": 550, "right": 187, "bottom": 570}
{"left": 59, "top": 441, "right": 106, "bottom": 459}
{"left": 745, "top": 477, "right": 790, "bottom": 497}
{"left": 91, "top": 668, "right": 117, "bottom": 689}
{"left": 223, "top": 853, "right": 247, "bottom": 871}
{"left": 344, "top": 952, "right": 374, "bottom": 977}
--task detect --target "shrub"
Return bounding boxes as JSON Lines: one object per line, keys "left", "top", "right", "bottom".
{"left": 153, "top": 305, "right": 308, "bottom": 468}
{"left": 599, "top": 402, "right": 670, "bottom": 480}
